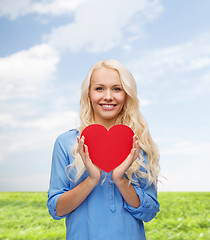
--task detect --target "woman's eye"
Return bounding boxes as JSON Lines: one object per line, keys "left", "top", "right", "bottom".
{"left": 113, "top": 87, "right": 122, "bottom": 91}
{"left": 96, "top": 87, "right": 103, "bottom": 91}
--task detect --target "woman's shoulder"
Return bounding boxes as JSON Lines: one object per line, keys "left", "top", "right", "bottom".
{"left": 55, "top": 129, "right": 80, "bottom": 146}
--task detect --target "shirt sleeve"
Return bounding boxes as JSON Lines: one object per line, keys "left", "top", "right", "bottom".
{"left": 123, "top": 152, "right": 160, "bottom": 222}
{"left": 47, "top": 132, "right": 74, "bottom": 220}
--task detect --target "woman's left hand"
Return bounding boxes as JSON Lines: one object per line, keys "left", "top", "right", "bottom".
{"left": 112, "top": 135, "right": 140, "bottom": 184}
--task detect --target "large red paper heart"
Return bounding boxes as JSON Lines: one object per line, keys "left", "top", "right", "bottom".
{"left": 81, "top": 124, "right": 134, "bottom": 173}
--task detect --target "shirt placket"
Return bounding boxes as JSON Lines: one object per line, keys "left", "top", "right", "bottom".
{"left": 109, "top": 177, "right": 115, "bottom": 212}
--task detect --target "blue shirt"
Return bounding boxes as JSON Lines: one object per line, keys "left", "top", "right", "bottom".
{"left": 47, "top": 129, "right": 160, "bottom": 240}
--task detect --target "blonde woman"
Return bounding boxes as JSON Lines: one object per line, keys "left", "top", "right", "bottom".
{"left": 47, "top": 59, "right": 160, "bottom": 240}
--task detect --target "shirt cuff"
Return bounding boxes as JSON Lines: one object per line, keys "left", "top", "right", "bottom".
{"left": 123, "top": 185, "right": 160, "bottom": 222}
{"left": 47, "top": 193, "right": 66, "bottom": 220}
{"left": 123, "top": 185, "right": 145, "bottom": 214}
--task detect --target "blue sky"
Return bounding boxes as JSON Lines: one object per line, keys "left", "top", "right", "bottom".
{"left": 0, "top": 0, "right": 210, "bottom": 191}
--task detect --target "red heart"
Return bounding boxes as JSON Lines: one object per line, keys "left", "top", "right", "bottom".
{"left": 81, "top": 124, "right": 134, "bottom": 173}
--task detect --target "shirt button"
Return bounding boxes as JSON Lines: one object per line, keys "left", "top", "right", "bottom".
{"left": 110, "top": 184, "right": 113, "bottom": 187}
{"left": 111, "top": 196, "right": 113, "bottom": 199}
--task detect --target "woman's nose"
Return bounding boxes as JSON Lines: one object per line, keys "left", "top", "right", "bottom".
{"left": 104, "top": 90, "right": 113, "bottom": 101}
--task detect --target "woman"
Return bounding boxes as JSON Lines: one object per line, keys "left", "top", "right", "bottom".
{"left": 47, "top": 59, "right": 160, "bottom": 240}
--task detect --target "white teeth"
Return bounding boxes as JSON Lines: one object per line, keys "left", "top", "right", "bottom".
{"left": 102, "top": 105, "right": 114, "bottom": 108}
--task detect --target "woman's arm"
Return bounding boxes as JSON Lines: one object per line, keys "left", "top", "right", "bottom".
{"left": 114, "top": 177, "right": 140, "bottom": 208}
{"left": 115, "top": 177, "right": 141, "bottom": 208}
{"left": 123, "top": 182, "right": 160, "bottom": 222}
{"left": 112, "top": 135, "right": 140, "bottom": 208}
{"left": 56, "top": 176, "right": 98, "bottom": 216}
{"left": 47, "top": 132, "right": 101, "bottom": 219}
{"left": 56, "top": 136, "right": 102, "bottom": 217}
{"left": 113, "top": 143, "right": 160, "bottom": 222}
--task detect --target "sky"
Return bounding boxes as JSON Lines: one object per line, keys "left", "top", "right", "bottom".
{"left": 0, "top": 0, "right": 210, "bottom": 192}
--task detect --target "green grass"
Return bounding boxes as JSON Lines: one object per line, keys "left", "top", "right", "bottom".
{"left": 0, "top": 192, "right": 209, "bottom": 240}
{"left": 144, "top": 192, "right": 210, "bottom": 240}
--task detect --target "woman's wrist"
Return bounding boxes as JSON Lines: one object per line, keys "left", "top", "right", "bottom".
{"left": 113, "top": 176, "right": 126, "bottom": 187}
{"left": 87, "top": 175, "right": 100, "bottom": 188}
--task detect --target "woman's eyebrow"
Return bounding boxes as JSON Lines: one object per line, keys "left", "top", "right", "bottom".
{"left": 92, "top": 83, "right": 123, "bottom": 88}
{"left": 94, "top": 84, "right": 122, "bottom": 86}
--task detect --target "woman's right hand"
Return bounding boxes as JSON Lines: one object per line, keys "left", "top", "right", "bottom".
{"left": 77, "top": 136, "right": 102, "bottom": 186}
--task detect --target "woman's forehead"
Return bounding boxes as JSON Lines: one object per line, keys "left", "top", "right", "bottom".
{"left": 90, "top": 67, "right": 122, "bottom": 85}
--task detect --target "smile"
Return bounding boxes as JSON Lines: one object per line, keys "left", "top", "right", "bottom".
{"left": 99, "top": 104, "right": 117, "bottom": 109}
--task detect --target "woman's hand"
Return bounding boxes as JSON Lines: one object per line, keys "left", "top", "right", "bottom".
{"left": 77, "top": 136, "right": 102, "bottom": 186}
{"left": 112, "top": 135, "right": 140, "bottom": 185}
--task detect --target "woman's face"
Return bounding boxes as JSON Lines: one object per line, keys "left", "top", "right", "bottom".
{"left": 89, "top": 67, "right": 126, "bottom": 128}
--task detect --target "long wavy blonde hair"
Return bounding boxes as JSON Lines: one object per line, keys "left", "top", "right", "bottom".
{"left": 66, "top": 59, "right": 160, "bottom": 187}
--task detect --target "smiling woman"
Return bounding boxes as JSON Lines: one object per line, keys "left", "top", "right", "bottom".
{"left": 47, "top": 59, "right": 160, "bottom": 240}
{"left": 89, "top": 67, "right": 126, "bottom": 129}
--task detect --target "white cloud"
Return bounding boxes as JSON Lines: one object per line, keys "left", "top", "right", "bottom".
{"left": 0, "top": 0, "right": 164, "bottom": 52}
{"left": 0, "top": 111, "right": 79, "bottom": 162}
{"left": 0, "top": 43, "right": 78, "bottom": 167}
{"left": 0, "top": 110, "right": 79, "bottom": 191}
{"left": 0, "top": 0, "right": 84, "bottom": 20}
{"left": 0, "top": 43, "right": 59, "bottom": 100}
{"left": 0, "top": 0, "right": 163, "bottom": 22}
{"left": 158, "top": 172, "right": 210, "bottom": 192}
{"left": 31, "top": 0, "right": 85, "bottom": 16}
{"left": 47, "top": 0, "right": 164, "bottom": 52}
{"left": 139, "top": 97, "right": 153, "bottom": 107}
{"left": 24, "top": 111, "right": 79, "bottom": 131}
{"left": 160, "top": 140, "right": 210, "bottom": 156}
{"left": 0, "top": 110, "right": 79, "bottom": 132}
{"left": 127, "top": 33, "right": 210, "bottom": 102}
{"left": 157, "top": 138, "right": 210, "bottom": 191}
{"left": 0, "top": 174, "right": 50, "bottom": 191}
{"left": 129, "top": 34, "right": 210, "bottom": 84}
{"left": 0, "top": 0, "right": 30, "bottom": 20}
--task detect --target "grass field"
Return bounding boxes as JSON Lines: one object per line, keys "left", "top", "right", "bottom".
{"left": 0, "top": 192, "right": 209, "bottom": 240}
